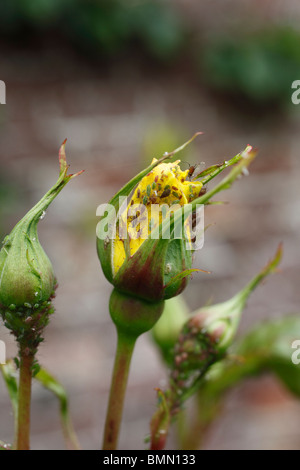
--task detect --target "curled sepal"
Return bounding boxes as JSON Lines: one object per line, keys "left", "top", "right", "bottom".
{"left": 59, "top": 139, "right": 84, "bottom": 180}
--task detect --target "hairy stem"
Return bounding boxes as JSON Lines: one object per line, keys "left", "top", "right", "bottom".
{"left": 16, "top": 351, "right": 34, "bottom": 450}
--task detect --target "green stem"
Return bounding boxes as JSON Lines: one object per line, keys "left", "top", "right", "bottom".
{"left": 102, "top": 331, "right": 136, "bottom": 450}
{"left": 16, "top": 351, "right": 34, "bottom": 450}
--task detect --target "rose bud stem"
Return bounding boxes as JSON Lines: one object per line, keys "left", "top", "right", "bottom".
{"left": 102, "top": 289, "right": 164, "bottom": 450}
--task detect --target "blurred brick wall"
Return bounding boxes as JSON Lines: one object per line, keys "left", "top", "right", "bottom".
{"left": 0, "top": 0, "right": 300, "bottom": 450}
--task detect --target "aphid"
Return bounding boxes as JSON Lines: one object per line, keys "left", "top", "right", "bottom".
{"left": 192, "top": 211, "right": 198, "bottom": 230}
{"left": 198, "top": 187, "right": 207, "bottom": 196}
{"left": 149, "top": 195, "right": 157, "bottom": 203}
{"left": 137, "top": 188, "right": 141, "bottom": 198}
{"left": 184, "top": 162, "right": 203, "bottom": 181}
{"left": 104, "top": 235, "right": 110, "bottom": 249}
{"left": 160, "top": 187, "right": 171, "bottom": 199}
{"left": 188, "top": 165, "right": 197, "bottom": 178}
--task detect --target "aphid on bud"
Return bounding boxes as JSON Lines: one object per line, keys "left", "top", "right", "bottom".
{"left": 198, "top": 187, "right": 206, "bottom": 197}
{"left": 104, "top": 235, "right": 110, "bottom": 249}
{"left": 184, "top": 162, "right": 202, "bottom": 181}
{"left": 161, "top": 187, "right": 171, "bottom": 199}
{"left": 149, "top": 195, "right": 157, "bottom": 203}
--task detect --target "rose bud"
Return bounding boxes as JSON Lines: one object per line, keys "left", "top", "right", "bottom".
{"left": 0, "top": 141, "right": 83, "bottom": 348}
{"left": 170, "top": 244, "right": 282, "bottom": 397}
{"left": 97, "top": 136, "right": 256, "bottom": 304}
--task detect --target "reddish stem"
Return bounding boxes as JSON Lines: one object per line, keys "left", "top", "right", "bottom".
{"left": 17, "top": 351, "right": 33, "bottom": 450}
{"left": 102, "top": 332, "right": 136, "bottom": 450}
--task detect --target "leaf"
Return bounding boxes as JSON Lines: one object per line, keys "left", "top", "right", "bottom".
{"left": 35, "top": 368, "right": 81, "bottom": 450}
{"left": 0, "top": 359, "right": 18, "bottom": 446}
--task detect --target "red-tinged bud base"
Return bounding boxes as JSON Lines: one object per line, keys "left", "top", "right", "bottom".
{"left": 109, "top": 288, "right": 165, "bottom": 339}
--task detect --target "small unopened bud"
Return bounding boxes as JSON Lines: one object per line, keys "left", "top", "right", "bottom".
{"left": 151, "top": 296, "right": 189, "bottom": 365}
{"left": 0, "top": 140, "right": 83, "bottom": 353}
{"left": 170, "top": 244, "right": 282, "bottom": 397}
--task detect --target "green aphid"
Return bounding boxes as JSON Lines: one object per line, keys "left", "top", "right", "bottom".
{"left": 152, "top": 182, "right": 156, "bottom": 190}
{"left": 143, "top": 195, "right": 149, "bottom": 205}
{"left": 172, "top": 191, "right": 179, "bottom": 198}
{"left": 147, "top": 185, "right": 151, "bottom": 196}
{"left": 171, "top": 199, "right": 180, "bottom": 205}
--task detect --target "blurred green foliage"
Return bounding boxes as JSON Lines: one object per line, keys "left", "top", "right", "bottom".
{"left": 0, "top": 0, "right": 186, "bottom": 62}
{"left": 1, "top": 2, "right": 300, "bottom": 110}
{"left": 200, "top": 27, "right": 300, "bottom": 108}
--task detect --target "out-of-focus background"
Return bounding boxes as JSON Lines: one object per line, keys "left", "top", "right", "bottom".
{"left": 0, "top": 0, "right": 300, "bottom": 450}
